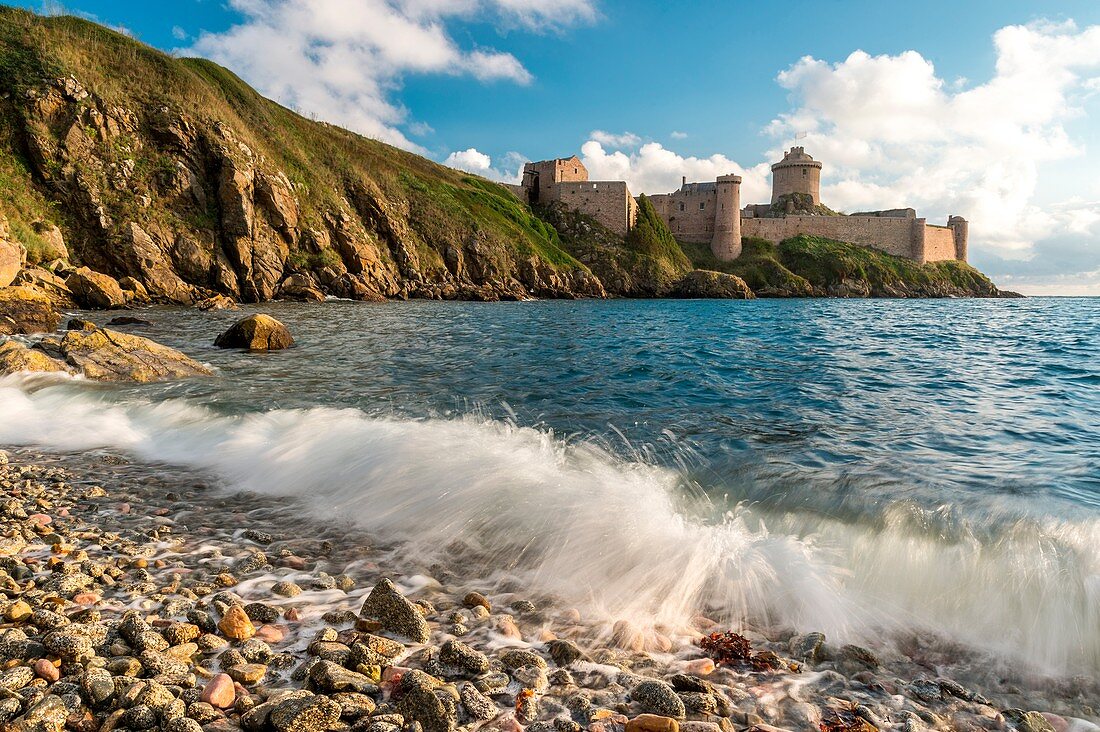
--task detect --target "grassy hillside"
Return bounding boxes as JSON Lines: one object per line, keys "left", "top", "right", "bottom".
{"left": 0, "top": 6, "right": 590, "bottom": 301}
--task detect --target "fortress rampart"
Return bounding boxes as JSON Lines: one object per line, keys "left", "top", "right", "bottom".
{"left": 515, "top": 147, "right": 968, "bottom": 264}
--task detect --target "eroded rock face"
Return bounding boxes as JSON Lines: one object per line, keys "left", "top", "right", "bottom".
{"left": 0, "top": 214, "right": 26, "bottom": 288}
{"left": 0, "top": 286, "right": 61, "bottom": 335}
{"left": 214, "top": 314, "right": 294, "bottom": 351}
{"left": 66, "top": 267, "right": 127, "bottom": 309}
{"left": 673, "top": 270, "right": 755, "bottom": 300}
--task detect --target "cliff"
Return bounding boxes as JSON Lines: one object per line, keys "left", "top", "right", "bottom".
{"left": 0, "top": 8, "right": 604, "bottom": 303}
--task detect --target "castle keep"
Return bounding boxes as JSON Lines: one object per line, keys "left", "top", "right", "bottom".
{"left": 518, "top": 147, "right": 968, "bottom": 264}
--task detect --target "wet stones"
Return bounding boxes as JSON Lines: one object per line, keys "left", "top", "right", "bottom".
{"left": 359, "top": 579, "right": 430, "bottom": 643}
{"left": 308, "top": 660, "right": 380, "bottom": 695}
{"left": 201, "top": 673, "right": 236, "bottom": 709}
{"left": 218, "top": 605, "right": 256, "bottom": 641}
{"left": 547, "top": 639, "right": 586, "bottom": 667}
{"left": 626, "top": 714, "right": 680, "bottom": 732}
{"left": 268, "top": 692, "right": 342, "bottom": 732}
{"left": 395, "top": 670, "right": 459, "bottom": 732}
{"left": 438, "top": 639, "right": 490, "bottom": 677}
{"left": 630, "top": 680, "right": 686, "bottom": 719}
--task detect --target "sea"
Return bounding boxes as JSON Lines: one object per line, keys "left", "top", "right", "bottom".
{"left": 2, "top": 297, "right": 1098, "bottom": 675}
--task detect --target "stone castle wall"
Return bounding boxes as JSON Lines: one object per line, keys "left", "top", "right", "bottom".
{"left": 741, "top": 216, "right": 921, "bottom": 258}
{"left": 741, "top": 216, "right": 966, "bottom": 263}
{"left": 648, "top": 186, "right": 718, "bottom": 244}
{"left": 771, "top": 164, "right": 822, "bottom": 204}
{"left": 552, "top": 181, "right": 638, "bottom": 236}
{"left": 921, "top": 225, "right": 957, "bottom": 263}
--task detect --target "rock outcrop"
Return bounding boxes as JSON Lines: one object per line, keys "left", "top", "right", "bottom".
{"left": 673, "top": 270, "right": 756, "bottom": 299}
{"left": 214, "top": 314, "right": 294, "bottom": 351}
{"left": 0, "top": 324, "right": 212, "bottom": 382}
{"left": 0, "top": 286, "right": 61, "bottom": 335}
{"left": 66, "top": 268, "right": 127, "bottom": 309}
{"left": 0, "top": 340, "right": 72, "bottom": 374}
{"left": 0, "top": 214, "right": 25, "bottom": 288}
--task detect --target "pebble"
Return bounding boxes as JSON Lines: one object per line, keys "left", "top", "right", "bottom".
{"left": 201, "top": 673, "right": 236, "bottom": 708}
{"left": 218, "top": 605, "right": 256, "bottom": 641}
{"left": 34, "top": 659, "right": 60, "bottom": 682}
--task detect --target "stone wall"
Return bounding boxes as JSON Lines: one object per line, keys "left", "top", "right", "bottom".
{"left": 552, "top": 181, "right": 637, "bottom": 236}
{"left": 741, "top": 215, "right": 920, "bottom": 258}
{"left": 649, "top": 184, "right": 718, "bottom": 244}
{"left": 740, "top": 215, "right": 966, "bottom": 263}
{"left": 922, "top": 225, "right": 957, "bottom": 263}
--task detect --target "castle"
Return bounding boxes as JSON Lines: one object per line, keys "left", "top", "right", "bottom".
{"left": 516, "top": 147, "right": 968, "bottom": 264}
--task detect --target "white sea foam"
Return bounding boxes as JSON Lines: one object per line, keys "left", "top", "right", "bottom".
{"left": 1, "top": 373, "right": 1097, "bottom": 674}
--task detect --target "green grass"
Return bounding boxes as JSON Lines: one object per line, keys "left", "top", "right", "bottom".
{"left": 625, "top": 195, "right": 692, "bottom": 274}
{"left": 679, "top": 237, "right": 812, "bottom": 295}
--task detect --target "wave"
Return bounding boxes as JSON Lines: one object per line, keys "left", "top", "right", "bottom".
{"left": 1, "top": 373, "right": 1098, "bottom": 674}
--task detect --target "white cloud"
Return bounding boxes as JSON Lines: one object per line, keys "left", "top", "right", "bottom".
{"left": 186, "top": 0, "right": 594, "bottom": 151}
{"left": 171, "top": 25, "right": 188, "bottom": 41}
{"left": 588, "top": 130, "right": 642, "bottom": 148}
{"left": 444, "top": 148, "right": 524, "bottom": 183}
{"left": 670, "top": 131, "right": 688, "bottom": 140}
{"left": 579, "top": 141, "right": 770, "bottom": 201}
{"left": 766, "top": 19, "right": 1100, "bottom": 265}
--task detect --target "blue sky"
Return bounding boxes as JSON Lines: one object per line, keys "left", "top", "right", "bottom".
{"left": 15, "top": 0, "right": 1100, "bottom": 294}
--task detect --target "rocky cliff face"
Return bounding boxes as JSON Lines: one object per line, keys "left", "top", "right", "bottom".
{"left": 4, "top": 74, "right": 604, "bottom": 303}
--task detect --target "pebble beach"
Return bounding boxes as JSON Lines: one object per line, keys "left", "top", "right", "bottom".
{"left": 1, "top": 447, "right": 1096, "bottom": 732}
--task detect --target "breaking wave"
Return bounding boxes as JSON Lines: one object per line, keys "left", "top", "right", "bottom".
{"left": 2, "top": 372, "right": 1098, "bottom": 674}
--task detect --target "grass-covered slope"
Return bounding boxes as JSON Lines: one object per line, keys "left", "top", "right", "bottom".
{"left": 0, "top": 7, "right": 595, "bottom": 301}
{"left": 682, "top": 235, "right": 1010, "bottom": 298}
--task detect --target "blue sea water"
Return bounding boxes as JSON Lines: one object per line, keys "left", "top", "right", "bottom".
{"left": 2, "top": 296, "right": 1099, "bottom": 672}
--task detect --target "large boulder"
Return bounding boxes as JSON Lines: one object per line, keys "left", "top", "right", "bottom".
{"left": 214, "top": 314, "right": 294, "bottom": 351}
{"left": 0, "top": 214, "right": 26, "bottom": 288}
{"left": 0, "top": 286, "right": 61, "bottom": 335}
{"left": 29, "top": 325, "right": 214, "bottom": 382}
{"left": 0, "top": 340, "right": 73, "bottom": 376}
{"left": 66, "top": 267, "right": 127, "bottom": 309}
{"left": 672, "top": 270, "right": 755, "bottom": 300}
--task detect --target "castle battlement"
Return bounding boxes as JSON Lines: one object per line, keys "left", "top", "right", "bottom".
{"left": 516, "top": 147, "right": 968, "bottom": 264}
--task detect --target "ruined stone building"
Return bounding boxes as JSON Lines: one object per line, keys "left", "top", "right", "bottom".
{"left": 517, "top": 147, "right": 968, "bottom": 264}
{"left": 518, "top": 156, "right": 638, "bottom": 236}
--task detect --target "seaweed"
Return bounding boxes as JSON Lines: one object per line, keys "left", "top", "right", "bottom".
{"left": 697, "top": 632, "right": 784, "bottom": 671}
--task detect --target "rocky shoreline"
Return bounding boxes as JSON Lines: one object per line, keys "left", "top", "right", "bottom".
{"left": 0, "top": 448, "right": 1095, "bottom": 732}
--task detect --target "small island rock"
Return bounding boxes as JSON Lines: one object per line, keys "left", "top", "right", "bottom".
{"left": 215, "top": 314, "right": 294, "bottom": 350}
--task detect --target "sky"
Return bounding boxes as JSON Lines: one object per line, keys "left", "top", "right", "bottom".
{"left": 18, "top": 0, "right": 1100, "bottom": 295}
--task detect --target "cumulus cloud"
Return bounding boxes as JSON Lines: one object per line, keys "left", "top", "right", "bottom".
{"left": 766, "top": 19, "right": 1100, "bottom": 273}
{"left": 186, "top": 0, "right": 595, "bottom": 151}
{"left": 579, "top": 140, "right": 770, "bottom": 201}
{"left": 444, "top": 148, "right": 525, "bottom": 183}
{"left": 588, "top": 130, "right": 642, "bottom": 148}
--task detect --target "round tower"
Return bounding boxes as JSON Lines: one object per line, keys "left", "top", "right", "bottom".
{"left": 948, "top": 215, "right": 969, "bottom": 262}
{"left": 711, "top": 174, "right": 742, "bottom": 261}
{"left": 771, "top": 146, "right": 822, "bottom": 205}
